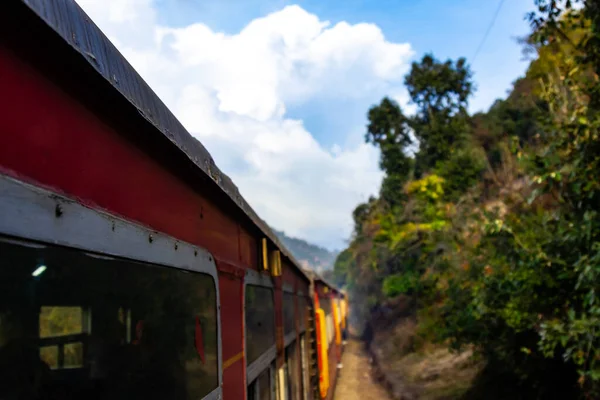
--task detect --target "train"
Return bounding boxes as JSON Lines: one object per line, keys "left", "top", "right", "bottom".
{"left": 0, "top": 1, "right": 348, "bottom": 399}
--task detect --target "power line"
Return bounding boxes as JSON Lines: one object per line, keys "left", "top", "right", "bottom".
{"left": 471, "top": 0, "right": 507, "bottom": 64}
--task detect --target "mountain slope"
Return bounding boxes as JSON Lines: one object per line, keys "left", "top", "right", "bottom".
{"left": 272, "top": 228, "right": 338, "bottom": 272}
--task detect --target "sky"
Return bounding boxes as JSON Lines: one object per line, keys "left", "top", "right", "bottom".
{"left": 75, "top": 0, "right": 533, "bottom": 251}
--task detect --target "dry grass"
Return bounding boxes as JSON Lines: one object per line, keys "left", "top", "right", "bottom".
{"left": 371, "top": 318, "right": 482, "bottom": 400}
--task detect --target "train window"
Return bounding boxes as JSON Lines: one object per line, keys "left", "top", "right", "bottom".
{"left": 326, "top": 313, "right": 334, "bottom": 345}
{"left": 0, "top": 239, "right": 219, "bottom": 400}
{"left": 248, "top": 366, "right": 274, "bottom": 400}
{"left": 245, "top": 285, "right": 276, "bottom": 364}
{"left": 283, "top": 292, "right": 295, "bottom": 336}
{"left": 297, "top": 296, "right": 307, "bottom": 331}
{"left": 320, "top": 297, "right": 334, "bottom": 345}
{"left": 285, "top": 343, "right": 300, "bottom": 400}
{"left": 258, "top": 367, "right": 273, "bottom": 399}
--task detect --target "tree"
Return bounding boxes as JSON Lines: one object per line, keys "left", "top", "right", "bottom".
{"left": 333, "top": 249, "right": 353, "bottom": 287}
{"left": 405, "top": 54, "right": 474, "bottom": 176}
{"left": 437, "top": 5, "right": 600, "bottom": 396}
{"left": 365, "top": 98, "right": 413, "bottom": 205}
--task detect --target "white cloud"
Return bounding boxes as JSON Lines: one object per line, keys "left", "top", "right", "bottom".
{"left": 75, "top": 0, "right": 414, "bottom": 249}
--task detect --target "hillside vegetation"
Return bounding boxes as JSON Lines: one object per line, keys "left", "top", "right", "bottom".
{"left": 335, "top": 1, "right": 600, "bottom": 398}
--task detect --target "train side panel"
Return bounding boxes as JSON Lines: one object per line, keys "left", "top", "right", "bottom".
{"left": 0, "top": 2, "right": 322, "bottom": 399}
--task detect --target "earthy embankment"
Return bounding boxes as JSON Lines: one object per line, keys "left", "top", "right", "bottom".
{"left": 334, "top": 339, "right": 392, "bottom": 400}
{"left": 361, "top": 298, "right": 482, "bottom": 400}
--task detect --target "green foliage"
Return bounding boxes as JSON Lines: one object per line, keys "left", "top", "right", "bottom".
{"left": 339, "top": 2, "right": 600, "bottom": 397}
{"left": 436, "top": 5, "right": 600, "bottom": 396}
{"left": 405, "top": 54, "right": 474, "bottom": 176}
{"left": 352, "top": 197, "right": 376, "bottom": 236}
{"left": 405, "top": 54, "right": 472, "bottom": 114}
{"left": 383, "top": 272, "right": 420, "bottom": 297}
{"left": 333, "top": 248, "right": 354, "bottom": 287}
{"left": 366, "top": 97, "right": 413, "bottom": 205}
{"left": 471, "top": 76, "right": 544, "bottom": 170}
{"left": 435, "top": 145, "right": 486, "bottom": 201}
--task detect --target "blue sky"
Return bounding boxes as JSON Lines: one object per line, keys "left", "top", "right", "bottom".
{"left": 78, "top": 0, "right": 536, "bottom": 250}
{"left": 154, "top": 0, "right": 533, "bottom": 148}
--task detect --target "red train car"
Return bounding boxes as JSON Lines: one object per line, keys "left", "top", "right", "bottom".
{"left": 0, "top": 1, "right": 346, "bottom": 399}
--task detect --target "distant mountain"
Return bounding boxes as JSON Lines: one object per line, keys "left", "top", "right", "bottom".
{"left": 271, "top": 228, "right": 338, "bottom": 272}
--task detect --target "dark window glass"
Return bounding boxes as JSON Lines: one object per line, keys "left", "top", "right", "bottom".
{"left": 297, "top": 296, "right": 307, "bottom": 331}
{"left": 0, "top": 239, "right": 219, "bottom": 400}
{"left": 258, "top": 367, "right": 272, "bottom": 400}
{"left": 248, "top": 384, "right": 255, "bottom": 400}
{"left": 283, "top": 293, "right": 295, "bottom": 335}
{"left": 286, "top": 343, "right": 299, "bottom": 400}
{"left": 247, "top": 365, "right": 273, "bottom": 400}
{"left": 245, "top": 285, "right": 275, "bottom": 365}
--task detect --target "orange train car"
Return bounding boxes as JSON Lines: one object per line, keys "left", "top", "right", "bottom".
{"left": 0, "top": 1, "right": 346, "bottom": 399}
{"left": 311, "top": 275, "right": 348, "bottom": 400}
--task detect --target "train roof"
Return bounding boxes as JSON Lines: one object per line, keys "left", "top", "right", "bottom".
{"left": 301, "top": 268, "right": 343, "bottom": 296}
{"left": 13, "top": 0, "right": 336, "bottom": 285}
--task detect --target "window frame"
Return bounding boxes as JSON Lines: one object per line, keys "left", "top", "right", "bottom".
{"left": 244, "top": 269, "right": 277, "bottom": 386}
{"left": 0, "top": 175, "right": 223, "bottom": 400}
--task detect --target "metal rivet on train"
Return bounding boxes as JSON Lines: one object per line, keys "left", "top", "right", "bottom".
{"left": 174, "top": 242, "right": 178, "bottom": 250}
{"left": 148, "top": 234, "right": 153, "bottom": 243}
{"left": 55, "top": 204, "right": 63, "bottom": 217}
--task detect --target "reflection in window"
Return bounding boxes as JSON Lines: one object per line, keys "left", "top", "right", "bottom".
{"left": 0, "top": 239, "right": 219, "bottom": 400}
{"left": 245, "top": 285, "right": 275, "bottom": 365}
{"left": 39, "top": 346, "right": 58, "bottom": 370}
{"left": 63, "top": 342, "right": 83, "bottom": 369}
{"left": 39, "top": 306, "right": 84, "bottom": 338}
{"left": 38, "top": 306, "right": 87, "bottom": 370}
